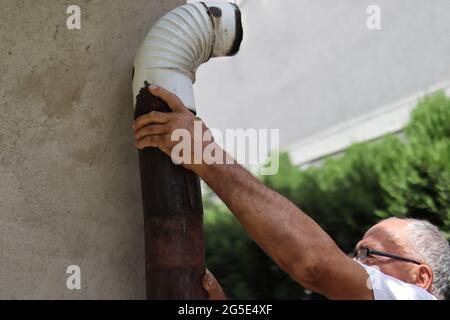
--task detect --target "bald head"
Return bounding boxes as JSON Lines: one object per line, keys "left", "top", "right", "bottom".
{"left": 360, "top": 217, "right": 411, "bottom": 256}
{"left": 356, "top": 217, "right": 450, "bottom": 299}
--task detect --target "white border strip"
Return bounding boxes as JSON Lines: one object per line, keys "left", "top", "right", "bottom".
{"left": 287, "top": 80, "right": 450, "bottom": 166}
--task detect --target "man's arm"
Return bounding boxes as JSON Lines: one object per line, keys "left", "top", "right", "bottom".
{"left": 195, "top": 153, "right": 372, "bottom": 299}
{"left": 134, "top": 85, "right": 373, "bottom": 300}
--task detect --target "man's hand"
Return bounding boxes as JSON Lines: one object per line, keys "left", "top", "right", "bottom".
{"left": 203, "top": 269, "right": 227, "bottom": 300}
{"left": 134, "top": 84, "right": 213, "bottom": 171}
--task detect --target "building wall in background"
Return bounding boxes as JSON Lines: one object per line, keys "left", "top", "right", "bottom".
{"left": 0, "top": 0, "right": 183, "bottom": 299}
{"left": 192, "top": 0, "right": 450, "bottom": 164}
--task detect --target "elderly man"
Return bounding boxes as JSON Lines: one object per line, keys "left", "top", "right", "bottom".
{"left": 133, "top": 85, "right": 450, "bottom": 300}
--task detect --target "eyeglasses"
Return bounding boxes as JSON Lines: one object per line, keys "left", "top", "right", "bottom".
{"left": 349, "top": 247, "right": 422, "bottom": 265}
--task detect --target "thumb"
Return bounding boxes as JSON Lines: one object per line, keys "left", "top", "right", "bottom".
{"left": 148, "top": 84, "right": 189, "bottom": 114}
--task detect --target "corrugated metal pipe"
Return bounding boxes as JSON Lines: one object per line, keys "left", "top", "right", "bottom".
{"left": 133, "top": 2, "right": 243, "bottom": 111}
{"left": 132, "top": 2, "right": 243, "bottom": 300}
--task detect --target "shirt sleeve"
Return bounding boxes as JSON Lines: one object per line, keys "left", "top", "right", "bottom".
{"left": 358, "top": 262, "right": 437, "bottom": 300}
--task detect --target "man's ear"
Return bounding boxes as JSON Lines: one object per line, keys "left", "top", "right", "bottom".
{"left": 414, "top": 264, "right": 433, "bottom": 291}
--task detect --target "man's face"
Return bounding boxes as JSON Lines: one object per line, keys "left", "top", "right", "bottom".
{"left": 355, "top": 219, "right": 418, "bottom": 284}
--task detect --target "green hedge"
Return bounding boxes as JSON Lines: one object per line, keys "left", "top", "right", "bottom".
{"left": 203, "top": 92, "right": 450, "bottom": 299}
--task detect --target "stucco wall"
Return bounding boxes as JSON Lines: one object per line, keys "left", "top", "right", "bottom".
{"left": 0, "top": 0, "right": 183, "bottom": 299}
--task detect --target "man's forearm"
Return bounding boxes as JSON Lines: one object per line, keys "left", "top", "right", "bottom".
{"left": 192, "top": 147, "right": 342, "bottom": 289}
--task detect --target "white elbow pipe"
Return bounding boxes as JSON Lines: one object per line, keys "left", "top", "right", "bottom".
{"left": 132, "top": 2, "right": 243, "bottom": 111}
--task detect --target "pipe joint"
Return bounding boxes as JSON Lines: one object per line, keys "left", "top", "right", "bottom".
{"left": 132, "top": 2, "right": 243, "bottom": 111}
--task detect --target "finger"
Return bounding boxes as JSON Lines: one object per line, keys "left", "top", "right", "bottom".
{"left": 136, "top": 134, "right": 164, "bottom": 150}
{"left": 135, "top": 123, "right": 170, "bottom": 140}
{"left": 202, "top": 269, "right": 226, "bottom": 300}
{"left": 149, "top": 84, "right": 188, "bottom": 113}
{"left": 134, "top": 111, "right": 171, "bottom": 131}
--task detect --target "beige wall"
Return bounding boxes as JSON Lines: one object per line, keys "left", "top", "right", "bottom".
{"left": 0, "top": 0, "right": 183, "bottom": 299}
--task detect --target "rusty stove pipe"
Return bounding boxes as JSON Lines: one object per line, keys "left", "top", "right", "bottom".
{"left": 132, "top": 2, "right": 243, "bottom": 299}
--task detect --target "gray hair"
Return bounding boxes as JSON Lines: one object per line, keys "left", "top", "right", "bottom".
{"left": 401, "top": 218, "right": 450, "bottom": 300}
